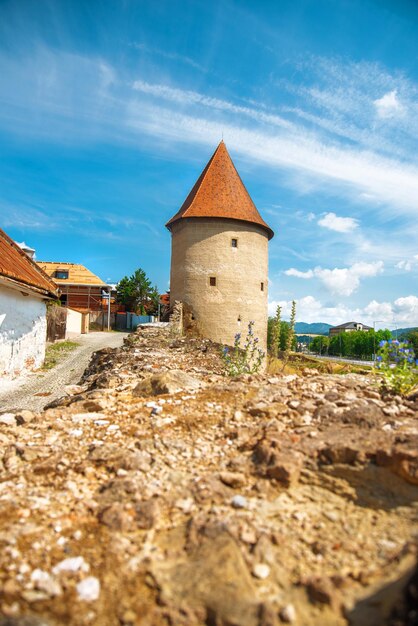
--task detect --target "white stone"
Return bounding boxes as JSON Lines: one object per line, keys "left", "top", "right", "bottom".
{"left": 76, "top": 576, "right": 100, "bottom": 602}
{"left": 280, "top": 604, "right": 296, "bottom": 623}
{"left": 0, "top": 413, "right": 17, "bottom": 426}
{"left": 175, "top": 498, "right": 194, "bottom": 513}
{"left": 31, "top": 569, "right": 61, "bottom": 597}
{"left": 72, "top": 413, "right": 103, "bottom": 423}
{"left": 324, "top": 510, "right": 339, "bottom": 522}
{"left": 69, "top": 429, "right": 83, "bottom": 437}
{"left": 231, "top": 495, "right": 247, "bottom": 509}
{"left": 252, "top": 563, "right": 270, "bottom": 579}
{"left": 52, "top": 556, "right": 89, "bottom": 575}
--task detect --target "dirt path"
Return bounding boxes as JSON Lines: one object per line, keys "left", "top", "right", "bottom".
{"left": 0, "top": 331, "right": 128, "bottom": 413}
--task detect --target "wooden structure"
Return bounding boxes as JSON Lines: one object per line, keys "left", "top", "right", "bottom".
{"left": 37, "top": 262, "right": 108, "bottom": 312}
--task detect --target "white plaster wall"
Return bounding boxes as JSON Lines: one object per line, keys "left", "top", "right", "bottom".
{"left": 66, "top": 308, "right": 82, "bottom": 338}
{"left": 0, "top": 285, "right": 47, "bottom": 378}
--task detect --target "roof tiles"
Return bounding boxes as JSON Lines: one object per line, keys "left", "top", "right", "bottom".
{"left": 37, "top": 262, "right": 106, "bottom": 286}
{"left": 0, "top": 228, "right": 59, "bottom": 298}
{"left": 166, "top": 141, "right": 274, "bottom": 239}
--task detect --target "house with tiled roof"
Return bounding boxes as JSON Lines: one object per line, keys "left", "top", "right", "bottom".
{"left": 0, "top": 227, "right": 59, "bottom": 377}
{"left": 329, "top": 321, "right": 373, "bottom": 337}
{"left": 37, "top": 262, "right": 109, "bottom": 312}
{"left": 166, "top": 141, "right": 273, "bottom": 350}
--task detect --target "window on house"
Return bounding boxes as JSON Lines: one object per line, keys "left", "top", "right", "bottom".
{"left": 209, "top": 276, "right": 216, "bottom": 287}
{"left": 231, "top": 238, "right": 238, "bottom": 248}
{"left": 55, "top": 270, "right": 69, "bottom": 279}
{"left": 261, "top": 282, "right": 264, "bottom": 291}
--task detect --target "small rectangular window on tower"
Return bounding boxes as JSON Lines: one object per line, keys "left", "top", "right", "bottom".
{"left": 231, "top": 238, "right": 238, "bottom": 248}
{"left": 261, "top": 282, "right": 264, "bottom": 291}
{"left": 209, "top": 276, "right": 217, "bottom": 287}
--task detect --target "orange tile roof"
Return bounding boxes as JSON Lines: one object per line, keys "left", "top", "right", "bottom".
{"left": 166, "top": 141, "right": 274, "bottom": 239}
{"left": 0, "top": 228, "right": 59, "bottom": 298}
{"left": 37, "top": 262, "right": 106, "bottom": 286}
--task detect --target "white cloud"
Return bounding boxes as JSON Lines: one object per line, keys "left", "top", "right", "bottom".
{"left": 268, "top": 294, "right": 418, "bottom": 327}
{"left": 285, "top": 261, "right": 383, "bottom": 296}
{"left": 395, "top": 260, "right": 412, "bottom": 271}
{"left": 284, "top": 268, "right": 314, "bottom": 279}
{"left": 393, "top": 296, "right": 418, "bottom": 324}
{"left": 363, "top": 300, "right": 394, "bottom": 320}
{"left": 374, "top": 90, "right": 403, "bottom": 119}
{"left": 395, "top": 255, "right": 418, "bottom": 272}
{"left": 318, "top": 212, "right": 358, "bottom": 233}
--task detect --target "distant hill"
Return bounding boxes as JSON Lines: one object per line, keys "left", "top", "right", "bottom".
{"left": 392, "top": 327, "right": 418, "bottom": 339}
{"left": 295, "top": 322, "right": 332, "bottom": 335}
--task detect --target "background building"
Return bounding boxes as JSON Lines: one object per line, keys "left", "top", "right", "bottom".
{"left": 329, "top": 321, "right": 373, "bottom": 337}
{"left": 166, "top": 141, "right": 273, "bottom": 350}
{"left": 37, "top": 261, "right": 109, "bottom": 311}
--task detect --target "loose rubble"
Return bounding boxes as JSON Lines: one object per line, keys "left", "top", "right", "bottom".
{"left": 0, "top": 325, "right": 417, "bottom": 626}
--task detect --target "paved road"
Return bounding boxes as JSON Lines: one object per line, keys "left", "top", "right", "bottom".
{"left": 0, "top": 332, "right": 128, "bottom": 413}
{"left": 310, "top": 354, "right": 374, "bottom": 367}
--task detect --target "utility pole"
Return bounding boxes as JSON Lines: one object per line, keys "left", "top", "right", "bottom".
{"left": 101, "top": 288, "right": 111, "bottom": 331}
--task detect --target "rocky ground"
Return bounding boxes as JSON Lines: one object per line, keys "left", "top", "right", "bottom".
{"left": 0, "top": 325, "right": 417, "bottom": 626}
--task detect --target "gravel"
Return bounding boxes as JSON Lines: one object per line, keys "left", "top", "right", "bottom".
{"left": 0, "top": 331, "right": 128, "bottom": 413}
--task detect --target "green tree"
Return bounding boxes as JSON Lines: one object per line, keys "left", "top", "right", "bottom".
{"left": 116, "top": 276, "right": 136, "bottom": 311}
{"left": 147, "top": 285, "right": 161, "bottom": 316}
{"left": 310, "top": 336, "right": 329, "bottom": 354}
{"left": 285, "top": 301, "right": 296, "bottom": 355}
{"left": 281, "top": 301, "right": 296, "bottom": 369}
{"left": 270, "top": 304, "right": 281, "bottom": 358}
{"left": 407, "top": 330, "right": 418, "bottom": 355}
{"left": 116, "top": 268, "right": 157, "bottom": 314}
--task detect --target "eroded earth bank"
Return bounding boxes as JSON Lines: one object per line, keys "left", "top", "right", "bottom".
{"left": 0, "top": 326, "right": 417, "bottom": 626}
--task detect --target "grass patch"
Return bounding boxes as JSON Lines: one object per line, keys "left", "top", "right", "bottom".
{"left": 267, "top": 353, "right": 372, "bottom": 376}
{"left": 42, "top": 340, "right": 79, "bottom": 370}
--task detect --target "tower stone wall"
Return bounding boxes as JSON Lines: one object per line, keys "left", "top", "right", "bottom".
{"left": 170, "top": 217, "right": 269, "bottom": 349}
{"left": 166, "top": 141, "right": 273, "bottom": 352}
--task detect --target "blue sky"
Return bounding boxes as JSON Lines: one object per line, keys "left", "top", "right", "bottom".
{"left": 0, "top": 0, "right": 417, "bottom": 327}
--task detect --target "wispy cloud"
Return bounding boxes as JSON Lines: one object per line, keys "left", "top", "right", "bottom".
{"left": 127, "top": 99, "right": 418, "bottom": 218}
{"left": 130, "top": 42, "right": 207, "bottom": 73}
{"left": 283, "top": 56, "right": 418, "bottom": 159}
{"left": 132, "top": 80, "right": 293, "bottom": 129}
{"left": 2, "top": 46, "right": 418, "bottom": 225}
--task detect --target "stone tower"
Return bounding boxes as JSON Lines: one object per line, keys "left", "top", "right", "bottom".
{"left": 166, "top": 141, "right": 274, "bottom": 349}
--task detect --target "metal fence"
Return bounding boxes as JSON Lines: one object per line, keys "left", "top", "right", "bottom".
{"left": 115, "top": 313, "right": 155, "bottom": 331}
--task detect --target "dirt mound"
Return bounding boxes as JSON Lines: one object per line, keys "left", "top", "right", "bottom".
{"left": 0, "top": 326, "right": 417, "bottom": 625}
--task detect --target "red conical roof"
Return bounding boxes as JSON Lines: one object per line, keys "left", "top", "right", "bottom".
{"left": 166, "top": 141, "right": 274, "bottom": 239}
